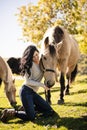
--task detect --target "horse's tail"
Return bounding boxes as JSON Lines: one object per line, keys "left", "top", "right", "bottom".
{"left": 71, "top": 64, "right": 78, "bottom": 83}
{"left": 0, "top": 78, "right": 2, "bottom": 86}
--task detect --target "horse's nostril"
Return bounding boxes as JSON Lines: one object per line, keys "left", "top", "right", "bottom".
{"left": 47, "top": 81, "right": 50, "bottom": 86}
{"left": 47, "top": 80, "right": 54, "bottom": 88}
{"left": 11, "top": 101, "right": 17, "bottom": 107}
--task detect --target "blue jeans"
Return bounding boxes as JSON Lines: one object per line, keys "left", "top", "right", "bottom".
{"left": 15, "top": 85, "right": 54, "bottom": 121}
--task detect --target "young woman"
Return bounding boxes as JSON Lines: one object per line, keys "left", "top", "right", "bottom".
{"left": 1, "top": 45, "right": 57, "bottom": 123}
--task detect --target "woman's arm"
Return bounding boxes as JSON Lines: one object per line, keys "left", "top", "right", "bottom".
{"left": 24, "top": 63, "right": 49, "bottom": 89}
{"left": 25, "top": 78, "right": 45, "bottom": 88}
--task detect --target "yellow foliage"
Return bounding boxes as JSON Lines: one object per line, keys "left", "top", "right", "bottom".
{"left": 16, "top": 0, "right": 87, "bottom": 55}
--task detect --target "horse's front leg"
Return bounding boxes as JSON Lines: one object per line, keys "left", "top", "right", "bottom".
{"left": 58, "top": 72, "right": 65, "bottom": 104}
{"left": 45, "top": 90, "right": 51, "bottom": 104}
{"left": 65, "top": 74, "right": 70, "bottom": 95}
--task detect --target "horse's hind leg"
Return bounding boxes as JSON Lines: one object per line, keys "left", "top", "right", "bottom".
{"left": 58, "top": 72, "right": 65, "bottom": 104}
{"left": 45, "top": 90, "right": 51, "bottom": 104}
{"left": 65, "top": 64, "right": 77, "bottom": 95}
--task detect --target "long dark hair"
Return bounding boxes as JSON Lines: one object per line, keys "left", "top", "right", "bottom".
{"left": 20, "top": 45, "right": 39, "bottom": 76}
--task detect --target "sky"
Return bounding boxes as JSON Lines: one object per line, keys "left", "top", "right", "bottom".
{"left": 0, "top": 0, "right": 38, "bottom": 58}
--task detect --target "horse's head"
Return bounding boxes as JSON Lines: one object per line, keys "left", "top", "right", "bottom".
{"left": 4, "top": 78, "right": 17, "bottom": 109}
{"left": 45, "top": 26, "right": 64, "bottom": 48}
{"left": 40, "top": 37, "right": 57, "bottom": 88}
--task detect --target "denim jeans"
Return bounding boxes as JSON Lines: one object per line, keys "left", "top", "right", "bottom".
{"left": 15, "top": 85, "right": 54, "bottom": 121}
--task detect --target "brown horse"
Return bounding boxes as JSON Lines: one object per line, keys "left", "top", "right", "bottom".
{"left": 0, "top": 56, "right": 17, "bottom": 108}
{"left": 40, "top": 26, "right": 80, "bottom": 104}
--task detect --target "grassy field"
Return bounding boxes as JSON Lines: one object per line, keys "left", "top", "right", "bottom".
{"left": 0, "top": 74, "right": 87, "bottom": 130}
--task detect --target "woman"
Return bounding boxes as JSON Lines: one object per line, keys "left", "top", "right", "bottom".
{"left": 1, "top": 45, "right": 57, "bottom": 123}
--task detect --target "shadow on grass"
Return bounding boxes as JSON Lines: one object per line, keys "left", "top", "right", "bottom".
{"left": 39, "top": 86, "right": 60, "bottom": 95}
{"left": 3, "top": 115, "right": 87, "bottom": 130}
{"left": 70, "top": 89, "right": 87, "bottom": 96}
{"left": 63, "top": 101, "right": 87, "bottom": 107}
{"left": 76, "top": 77, "right": 87, "bottom": 84}
{"left": 0, "top": 103, "right": 87, "bottom": 130}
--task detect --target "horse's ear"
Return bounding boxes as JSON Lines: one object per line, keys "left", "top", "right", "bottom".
{"left": 44, "top": 37, "right": 49, "bottom": 47}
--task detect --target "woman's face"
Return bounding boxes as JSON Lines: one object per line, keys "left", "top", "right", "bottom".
{"left": 33, "top": 51, "right": 39, "bottom": 64}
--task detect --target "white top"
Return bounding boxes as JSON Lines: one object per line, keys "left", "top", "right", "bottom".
{"left": 23, "top": 62, "right": 44, "bottom": 92}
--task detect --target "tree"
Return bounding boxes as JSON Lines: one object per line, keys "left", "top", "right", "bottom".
{"left": 16, "top": 0, "right": 87, "bottom": 54}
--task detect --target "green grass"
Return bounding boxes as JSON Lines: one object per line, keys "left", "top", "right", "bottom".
{"left": 0, "top": 75, "right": 87, "bottom": 130}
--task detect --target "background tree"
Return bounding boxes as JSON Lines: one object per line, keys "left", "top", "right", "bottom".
{"left": 17, "top": 0, "right": 87, "bottom": 54}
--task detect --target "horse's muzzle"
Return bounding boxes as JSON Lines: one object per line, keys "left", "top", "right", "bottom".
{"left": 44, "top": 80, "right": 55, "bottom": 88}
{"left": 11, "top": 101, "right": 17, "bottom": 109}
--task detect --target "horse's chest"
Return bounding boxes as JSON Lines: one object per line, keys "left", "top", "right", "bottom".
{"left": 56, "top": 48, "right": 68, "bottom": 65}
{"left": 57, "top": 58, "right": 66, "bottom": 69}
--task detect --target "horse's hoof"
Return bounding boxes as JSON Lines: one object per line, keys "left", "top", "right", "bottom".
{"left": 57, "top": 99, "right": 64, "bottom": 105}
{"left": 65, "top": 91, "right": 70, "bottom": 95}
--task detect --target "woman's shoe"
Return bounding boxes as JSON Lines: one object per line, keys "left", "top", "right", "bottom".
{"left": 0, "top": 109, "right": 16, "bottom": 123}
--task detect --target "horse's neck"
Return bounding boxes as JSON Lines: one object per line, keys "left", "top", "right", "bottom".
{"left": 0, "top": 58, "right": 8, "bottom": 81}
{"left": 4, "top": 60, "right": 12, "bottom": 82}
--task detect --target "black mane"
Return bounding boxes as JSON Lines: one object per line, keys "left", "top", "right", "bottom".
{"left": 7, "top": 57, "right": 21, "bottom": 74}
{"left": 53, "top": 26, "right": 64, "bottom": 43}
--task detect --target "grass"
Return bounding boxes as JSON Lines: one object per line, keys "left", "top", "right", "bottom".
{"left": 0, "top": 75, "right": 87, "bottom": 130}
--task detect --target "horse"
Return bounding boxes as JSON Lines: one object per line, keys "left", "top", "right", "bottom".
{"left": 40, "top": 26, "right": 80, "bottom": 104}
{"left": 7, "top": 57, "right": 21, "bottom": 75}
{"left": 0, "top": 56, "right": 17, "bottom": 108}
